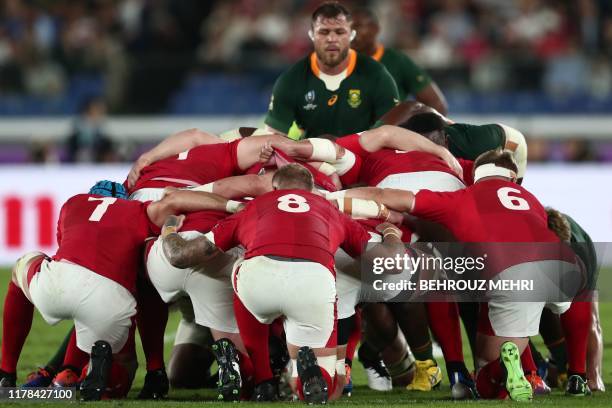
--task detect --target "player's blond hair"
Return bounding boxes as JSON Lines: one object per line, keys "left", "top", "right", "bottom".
{"left": 272, "top": 163, "right": 314, "bottom": 191}
{"left": 546, "top": 208, "right": 571, "bottom": 242}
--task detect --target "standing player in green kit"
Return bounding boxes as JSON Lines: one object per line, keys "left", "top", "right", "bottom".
{"left": 350, "top": 8, "right": 448, "bottom": 115}
{"left": 264, "top": 2, "right": 400, "bottom": 139}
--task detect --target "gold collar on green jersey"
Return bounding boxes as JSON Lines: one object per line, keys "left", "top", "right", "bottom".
{"left": 310, "top": 49, "right": 357, "bottom": 78}
{"left": 372, "top": 44, "right": 385, "bottom": 62}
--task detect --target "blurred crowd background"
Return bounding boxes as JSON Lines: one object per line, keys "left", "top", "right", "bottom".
{"left": 1, "top": 0, "right": 612, "bottom": 163}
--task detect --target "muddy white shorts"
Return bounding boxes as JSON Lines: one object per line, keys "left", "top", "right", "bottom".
{"left": 146, "top": 232, "right": 242, "bottom": 333}
{"left": 234, "top": 255, "right": 336, "bottom": 348}
{"left": 25, "top": 259, "right": 136, "bottom": 353}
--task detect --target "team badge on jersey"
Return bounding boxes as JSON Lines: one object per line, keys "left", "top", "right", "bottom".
{"left": 348, "top": 89, "right": 361, "bottom": 108}
{"left": 303, "top": 90, "right": 317, "bottom": 110}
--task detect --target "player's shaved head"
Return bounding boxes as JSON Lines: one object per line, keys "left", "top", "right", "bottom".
{"left": 272, "top": 164, "right": 315, "bottom": 191}
{"left": 546, "top": 208, "right": 571, "bottom": 242}
{"left": 474, "top": 149, "right": 518, "bottom": 175}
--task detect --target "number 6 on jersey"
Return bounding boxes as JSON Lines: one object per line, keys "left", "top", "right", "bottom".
{"left": 497, "top": 187, "right": 530, "bottom": 211}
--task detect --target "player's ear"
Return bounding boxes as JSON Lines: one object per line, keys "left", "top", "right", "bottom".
{"left": 350, "top": 30, "right": 356, "bottom": 41}
{"left": 308, "top": 30, "right": 315, "bottom": 41}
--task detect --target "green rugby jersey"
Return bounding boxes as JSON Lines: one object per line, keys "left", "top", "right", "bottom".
{"left": 445, "top": 123, "right": 506, "bottom": 160}
{"left": 565, "top": 214, "right": 598, "bottom": 290}
{"left": 265, "top": 49, "right": 399, "bottom": 138}
{"left": 372, "top": 45, "right": 431, "bottom": 101}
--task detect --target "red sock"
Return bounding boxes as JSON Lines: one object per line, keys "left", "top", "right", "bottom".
{"left": 560, "top": 301, "right": 591, "bottom": 375}
{"left": 520, "top": 346, "right": 537, "bottom": 374}
{"left": 105, "top": 361, "right": 130, "bottom": 399}
{"left": 476, "top": 359, "right": 503, "bottom": 399}
{"left": 320, "top": 367, "right": 334, "bottom": 397}
{"left": 233, "top": 294, "right": 273, "bottom": 383}
{"left": 62, "top": 329, "right": 88, "bottom": 371}
{"left": 136, "top": 279, "right": 168, "bottom": 371}
{"left": 1, "top": 281, "right": 34, "bottom": 373}
{"left": 426, "top": 302, "right": 464, "bottom": 363}
{"left": 345, "top": 310, "right": 361, "bottom": 362}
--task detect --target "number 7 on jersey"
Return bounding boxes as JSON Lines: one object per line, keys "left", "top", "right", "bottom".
{"left": 88, "top": 197, "right": 117, "bottom": 221}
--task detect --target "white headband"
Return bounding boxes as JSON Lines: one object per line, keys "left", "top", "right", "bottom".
{"left": 474, "top": 163, "right": 516, "bottom": 183}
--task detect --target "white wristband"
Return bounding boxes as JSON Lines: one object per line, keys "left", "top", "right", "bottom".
{"left": 309, "top": 138, "right": 337, "bottom": 162}
{"left": 225, "top": 200, "right": 242, "bottom": 213}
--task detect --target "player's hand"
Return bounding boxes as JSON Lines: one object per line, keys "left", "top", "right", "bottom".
{"left": 163, "top": 186, "right": 180, "bottom": 197}
{"left": 127, "top": 155, "right": 151, "bottom": 188}
{"left": 376, "top": 222, "right": 403, "bottom": 241}
{"left": 259, "top": 141, "right": 275, "bottom": 164}
{"left": 439, "top": 149, "right": 463, "bottom": 180}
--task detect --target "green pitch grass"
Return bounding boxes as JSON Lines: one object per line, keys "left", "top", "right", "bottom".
{"left": 0, "top": 268, "right": 611, "bottom": 407}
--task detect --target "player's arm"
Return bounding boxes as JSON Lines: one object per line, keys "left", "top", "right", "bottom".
{"left": 330, "top": 187, "right": 415, "bottom": 214}
{"left": 415, "top": 83, "right": 448, "bottom": 116}
{"left": 379, "top": 101, "right": 454, "bottom": 127}
{"left": 263, "top": 72, "right": 296, "bottom": 136}
{"left": 127, "top": 128, "right": 224, "bottom": 188}
{"left": 146, "top": 190, "right": 242, "bottom": 227}
{"left": 358, "top": 125, "right": 462, "bottom": 177}
{"left": 372, "top": 67, "right": 400, "bottom": 122}
{"left": 161, "top": 215, "right": 219, "bottom": 269}
{"left": 190, "top": 173, "right": 274, "bottom": 199}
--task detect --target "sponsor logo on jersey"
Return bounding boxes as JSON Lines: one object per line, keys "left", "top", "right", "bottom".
{"left": 303, "top": 90, "right": 317, "bottom": 110}
{"left": 348, "top": 89, "right": 361, "bottom": 108}
{"left": 328, "top": 94, "right": 338, "bottom": 106}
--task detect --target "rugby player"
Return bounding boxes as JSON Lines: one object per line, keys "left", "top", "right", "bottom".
{"left": 327, "top": 125, "right": 473, "bottom": 396}
{"left": 351, "top": 7, "right": 448, "bottom": 114}
{"left": 381, "top": 101, "right": 527, "bottom": 182}
{"left": 336, "top": 149, "right": 583, "bottom": 401}
{"left": 542, "top": 208, "right": 602, "bottom": 395}
{"left": 264, "top": 2, "right": 399, "bottom": 138}
{"left": 158, "top": 164, "right": 404, "bottom": 403}
{"left": 0, "top": 181, "right": 218, "bottom": 399}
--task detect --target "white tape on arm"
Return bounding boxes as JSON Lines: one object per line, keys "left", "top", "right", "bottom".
{"left": 191, "top": 182, "right": 214, "bottom": 193}
{"left": 332, "top": 149, "right": 356, "bottom": 176}
{"left": 325, "top": 190, "right": 346, "bottom": 200}
{"left": 225, "top": 200, "right": 242, "bottom": 213}
{"left": 337, "top": 198, "right": 383, "bottom": 219}
{"left": 309, "top": 138, "right": 338, "bottom": 162}
{"left": 318, "top": 162, "right": 337, "bottom": 176}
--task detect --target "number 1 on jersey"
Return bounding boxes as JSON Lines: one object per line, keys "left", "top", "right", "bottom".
{"left": 88, "top": 197, "right": 117, "bottom": 221}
